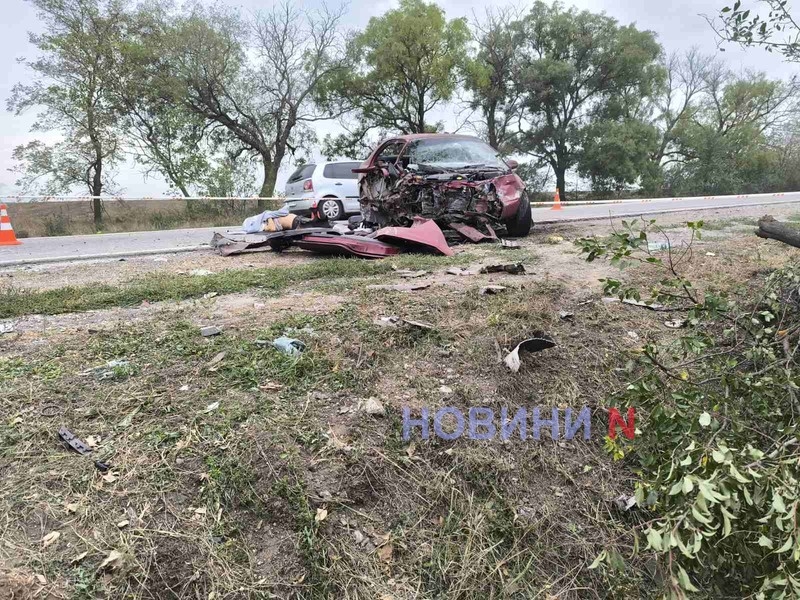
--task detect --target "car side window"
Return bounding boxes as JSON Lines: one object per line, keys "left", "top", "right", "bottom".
{"left": 376, "top": 140, "right": 406, "bottom": 165}
{"left": 323, "top": 163, "right": 360, "bottom": 179}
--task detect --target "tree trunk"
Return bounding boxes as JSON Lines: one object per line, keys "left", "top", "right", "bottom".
{"left": 486, "top": 101, "right": 498, "bottom": 150}
{"left": 258, "top": 157, "right": 278, "bottom": 211}
{"left": 755, "top": 215, "right": 800, "bottom": 248}
{"left": 91, "top": 161, "right": 103, "bottom": 228}
{"left": 554, "top": 166, "right": 567, "bottom": 202}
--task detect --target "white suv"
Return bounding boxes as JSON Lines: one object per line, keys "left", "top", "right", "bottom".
{"left": 283, "top": 161, "right": 361, "bottom": 221}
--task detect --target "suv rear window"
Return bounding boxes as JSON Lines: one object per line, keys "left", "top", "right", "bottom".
{"left": 287, "top": 164, "right": 316, "bottom": 183}
{"left": 322, "top": 162, "right": 360, "bottom": 179}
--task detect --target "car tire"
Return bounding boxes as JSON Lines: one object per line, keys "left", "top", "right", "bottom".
{"left": 318, "top": 198, "right": 343, "bottom": 221}
{"left": 505, "top": 191, "right": 532, "bottom": 237}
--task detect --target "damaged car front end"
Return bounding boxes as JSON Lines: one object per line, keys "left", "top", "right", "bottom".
{"left": 356, "top": 134, "right": 532, "bottom": 238}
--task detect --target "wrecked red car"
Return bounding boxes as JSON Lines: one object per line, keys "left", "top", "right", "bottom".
{"left": 355, "top": 134, "right": 532, "bottom": 238}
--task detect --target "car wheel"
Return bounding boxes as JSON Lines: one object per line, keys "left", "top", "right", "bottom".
{"left": 318, "top": 198, "right": 343, "bottom": 221}
{"left": 505, "top": 191, "right": 532, "bottom": 237}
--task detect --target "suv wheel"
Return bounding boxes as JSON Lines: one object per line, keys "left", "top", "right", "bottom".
{"left": 318, "top": 198, "right": 343, "bottom": 221}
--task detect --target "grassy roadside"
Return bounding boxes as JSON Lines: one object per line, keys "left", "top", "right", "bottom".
{"left": 0, "top": 253, "right": 480, "bottom": 318}
{"left": 1, "top": 263, "right": 643, "bottom": 599}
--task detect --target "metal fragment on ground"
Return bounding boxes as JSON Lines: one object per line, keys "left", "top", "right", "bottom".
{"left": 480, "top": 285, "right": 507, "bottom": 295}
{"left": 394, "top": 269, "right": 428, "bottom": 278}
{"left": 558, "top": 310, "right": 574, "bottom": 321}
{"left": 500, "top": 239, "right": 522, "bottom": 249}
{"left": 210, "top": 228, "right": 329, "bottom": 256}
{"left": 58, "top": 426, "right": 92, "bottom": 455}
{"left": 480, "top": 263, "right": 526, "bottom": 275}
{"left": 402, "top": 318, "right": 435, "bottom": 330}
{"left": 621, "top": 298, "right": 666, "bottom": 311}
{"left": 366, "top": 282, "right": 431, "bottom": 292}
{"left": 373, "top": 218, "right": 454, "bottom": 256}
{"left": 446, "top": 267, "right": 474, "bottom": 276}
{"left": 664, "top": 319, "right": 687, "bottom": 328}
{"left": 84, "top": 359, "right": 130, "bottom": 380}
{"left": 504, "top": 333, "right": 556, "bottom": 372}
{"left": 375, "top": 316, "right": 401, "bottom": 327}
{"left": 200, "top": 326, "right": 222, "bottom": 337}
{"left": 375, "top": 316, "right": 434, "bottom": 329}
{"left": 449, "top": 222, "right": 496, "bottom": 243}
{"left": 272, "top": 337, "right": 305, "bottom": 356}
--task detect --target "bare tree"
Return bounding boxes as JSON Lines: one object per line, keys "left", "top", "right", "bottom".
{"left": 173, "top": 2, "right": 347, "bottom": 207}
{"left": 463, "top": 7, "right": 525, "bottom": 152}
{"left": 107, "top": 3, "right": 212, "bottom": 197}
{"left": 702, "top": 68, "right": 799, "bottom": 135}
{"left": 652, "top": 48, "right": 717, "bottom": 165}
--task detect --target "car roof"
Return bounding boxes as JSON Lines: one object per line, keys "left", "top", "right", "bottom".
{"left": 382, "top": 133, "right": 482, "bottom": 143}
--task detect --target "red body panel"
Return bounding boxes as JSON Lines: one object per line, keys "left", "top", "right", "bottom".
{"left": 373, "top": 218, "right": 454, "bottom": 256}
{"left": 294, "top": 233, "right": 401, "bottom": 259}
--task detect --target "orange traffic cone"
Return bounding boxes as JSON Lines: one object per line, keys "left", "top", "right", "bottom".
{"left": 551, "top": 188, "right": 563, "bottom": 211}
{"left": 0, "top": 203, "right": 21, "bottom": 245}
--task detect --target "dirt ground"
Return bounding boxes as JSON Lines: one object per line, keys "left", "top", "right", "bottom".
{"left": 1, "top": 210, "right": 798, "bottom": 599}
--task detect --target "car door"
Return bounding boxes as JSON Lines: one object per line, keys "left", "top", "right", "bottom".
{"left": 357, "top": 139, "right": 407, "bottom": 204}
{"left": 374, "top": 139, "right": 406, "bottom": 169}
{"left": 322, "top": 162, "right": 362, "bottom": 212}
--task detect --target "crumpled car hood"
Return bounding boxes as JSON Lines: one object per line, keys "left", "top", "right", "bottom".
{"left": 359, "top": 166, "right": 524, "bottom": 234}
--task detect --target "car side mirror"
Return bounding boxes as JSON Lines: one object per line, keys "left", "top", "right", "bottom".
{"left": 506, "top": 159, "right": 519, "bottom": 170}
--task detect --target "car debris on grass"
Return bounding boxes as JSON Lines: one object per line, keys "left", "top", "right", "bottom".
{"left": 212, "top": 136, "right": 534, "bottom": 260}
{"left": 503, "top": 332, "right": 557, "bottom": 372}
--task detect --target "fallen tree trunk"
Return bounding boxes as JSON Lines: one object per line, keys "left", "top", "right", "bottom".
{"left": 755, "top": 215, "right": 800, "bottom": 249}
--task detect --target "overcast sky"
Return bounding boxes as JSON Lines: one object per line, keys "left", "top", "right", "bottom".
{"left": 0, "top": 0, "right": 797, "bottom": 197}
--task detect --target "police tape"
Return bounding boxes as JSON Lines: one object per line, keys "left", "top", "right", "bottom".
{"left": 2, "top": 195, "right": 321, "bottom": 203}
{"left": 3, "top": 190, "right": 797, "bottom": 206}
{"left": 529, "top": 191, "right": 792, "bottom": 207}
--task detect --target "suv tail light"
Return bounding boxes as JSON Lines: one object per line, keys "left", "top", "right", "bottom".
{"left": 303, "top": 179, "right": 313, "bottom": 191}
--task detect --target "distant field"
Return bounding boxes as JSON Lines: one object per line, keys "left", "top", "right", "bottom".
{"left": 4, "top": 198, "right": 284, "bottom": 238}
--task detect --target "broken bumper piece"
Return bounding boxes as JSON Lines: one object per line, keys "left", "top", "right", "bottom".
{"left": 294, "top": 233, "right": 401, "bottom": 259}
{"left": 211, "top": 218, "right": 455, "bottom": 259}
{"left": 373, "top": 218, "right": 454, "bottom": 257}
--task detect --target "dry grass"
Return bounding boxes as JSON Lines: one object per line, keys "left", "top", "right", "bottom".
{"left": 5, "top": 198, "right": 282, "bottom": 238}
{"left": 1, "top": 226, "right": 796, "bottom": 599}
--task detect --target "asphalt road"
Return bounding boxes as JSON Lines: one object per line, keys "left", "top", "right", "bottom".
{"left": 534, "top": 191, "right": 800, "bottom": 223}
{"left": 2, "top": 191, "right": 799, "bottom": 267}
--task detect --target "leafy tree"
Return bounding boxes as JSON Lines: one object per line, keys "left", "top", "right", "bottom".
{"left": 7, "top": 0, "right": 126, "bottom": 225}
{"left": 713, "top": 0, "right": 800, "bottom": 62}
{"left": 578, "top": 118, "right": 659, "bottom": 192}
{"left": 666, "top": 71, "right": 797, "bottom": 194}
{"left": 199, "top": 154, "right": 257, "bottom": 199}
{"left": 513, "top": 2, "right": 663, "bottom": 200}
{"left": 168, "top": 2, "right": 346, "bottom": 207}
{"left": 769, "top": 115, "right": 800, "bottom": 190}
{"left": 319, "top": 0, "right": 469, "bottom": 151}
{"left": 578, "top": 220, "right": 800, "bottom": 598}
{"left": 108, "top": 3, "right": 211, "bottom": 197}
{"left": 463, "top": 8, "right": 525, "bottom": 152}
